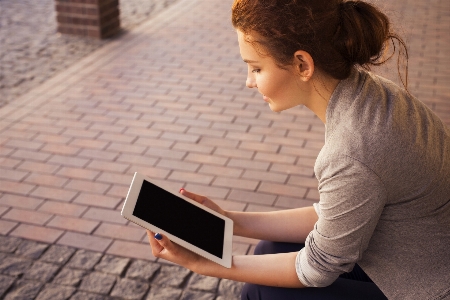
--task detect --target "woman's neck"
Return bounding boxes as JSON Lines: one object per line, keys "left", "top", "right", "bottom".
{"left": 304, "top": 74, "right": 340, "bottom": 124}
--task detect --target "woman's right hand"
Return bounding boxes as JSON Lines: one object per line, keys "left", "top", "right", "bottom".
{"left": 179, "top": 189, "right": 227, "bottom": 217}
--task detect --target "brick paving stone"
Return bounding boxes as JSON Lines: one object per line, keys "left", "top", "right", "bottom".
{"left": 10, "top": 224, "right": 63, "bottom": 243}
{"left": 110, "top": 277, "right": 150, "bottom": 299}
{"left": 3, "top": 208, "right": 53, "bottom": 226}
{"left": 30, "top": 186, "right": 78, "bottom": 202}
{"left": 47, "top": 216, "right": 100, "bottom": 234}
{"left": 152, "top": 265, "right": 191, "bottom": 288}
{"left": 66, "top": 249, "right": 102, "bottom": 270}
{"left": 146, "top": 285, "right": 183, "bottom": 300}
{"left": 0, "top": 194, "right": 44, "bottom": 210}
{"left": 35, "top": 284, "right": 76, "bottom": 300}
{"left": 227, "top": 190, "right": 276, "bottom": 206}
{"left": 57, "top": 232, "right": 112, "bottom": 252}
{"left": 22, "top": 261, "right": 60, "bottom": 282}
{"left": 0, "top": 220, "right": 17, "bottom": 235}
{"left": 93, "top": 223, "right": 146, "bottom": 242}
{"left": 4, "top": 279, "right": 44, "bottom": 300}
{"left": 187, "top": 273, "right": 220, "bottom": 293}
{"left": 51, "top": 268, "right": 87, "bottom": 287}
{"left": 82, "top": 207, "right": 128, "bottom": 225}
{"left": 125, "top": 260, "right": 160, "bottom": 281}
{"left": 106, "top": 240, "right": 157, "bottom": 261}
{"left": 0, "top": 274, "right": 15, "bottom": 297}
{"left": 78, "top": 272, "right": 116, "bottom": 295}
{"left": 94, "top": 255, "right": 130, "bottom": 275}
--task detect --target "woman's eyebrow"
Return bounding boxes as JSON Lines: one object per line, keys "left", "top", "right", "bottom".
{"left": 243, "top": 59, "right": 259, "bottom": 63}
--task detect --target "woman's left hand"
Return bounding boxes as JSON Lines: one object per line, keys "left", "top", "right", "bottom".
{"left": 147, "top": 230, "right": 203, "bottom": 271}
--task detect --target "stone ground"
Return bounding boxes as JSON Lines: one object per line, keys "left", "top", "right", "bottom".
{"left": 0, "top": 0, "right": 449, "bottom": 299}
{"left": 0, "top": 0, "right": 179, "bottom": 107}
{"left": 0, "top": 235, "right": 243, "bottom": 299}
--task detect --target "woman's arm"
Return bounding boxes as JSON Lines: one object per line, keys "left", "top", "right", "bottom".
{"left": 180, "top": 189, "right": 318, "bottom": 243}
{"left": 227, "top": 207, "right": 318, "bottom": 243}
{"left": 148, "top": 231, "right": 306, "bottom": 288}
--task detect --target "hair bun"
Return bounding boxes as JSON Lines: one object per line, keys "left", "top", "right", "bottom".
{"left": 334, "top": 0, "right": 390, "bottom": 66}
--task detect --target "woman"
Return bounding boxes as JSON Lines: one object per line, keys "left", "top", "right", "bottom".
{"left": 147, "top": 0, "right": 450, "bottom": 299}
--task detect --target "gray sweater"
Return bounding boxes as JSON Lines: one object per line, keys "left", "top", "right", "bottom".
{"left": 295, "top": 68, "right": 450, "bottom": 299}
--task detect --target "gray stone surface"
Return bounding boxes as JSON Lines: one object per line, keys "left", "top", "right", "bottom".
{"left": 187, "top": 273, "right": 220, "bottom": 292}
{"left": 52, "top": 268, "right": 86, "bottom": 287}
{"left": 0, "top": 235, "right": 244, "bottom": 299}
{"left": 15, "top": 240, "right": 48, "bottom": 260}
{"left": 79, "top": 272, "right": 116, "bottom": 295}
{"left": 146, "top": 285, "right": 183, "bottom": 300}
{"left": 67, "top": 250, "right": 102, "bottom": 270}
{"left": 4, "top": 279, "right": 44, "bottom": 300}
{"left": 40, "top": 245, "right": 76, "bottom": 265}
{"left": 22, "top": 261, "right": 60, "bottom": 282}
{"left": 218, "top": 279, "right": 246, "bottom": 298}
{"left": 216, "top": 296, "right": 240, "bottom": 300}
{"left": 0, "top": 0, "right": 179, "bottom": 107}
{"left": 110, "top": 278, "right": 149, "bottom": 300}
{"left": 0, "top": 256, "right": 32, "bottom": 277}
{"left": 70, "top": 291, "right": 108, "bottom": 300}
{"left": 126, "top": 260, "right": 160, "bottom": 281}
{"left": 34, "top": 284, "right": 76, "bottom": 300}
{"left": 152, "top": 265, "right": 191, "bottom": 288}
{"left": 94, "top": 255, "right": 130, "bottom": 275}
{"left": 0, "top": 274, "right": 15, "bottom": 297}
{"left": 0, "top": 236, "right": 21, "bottom": 253}
{"left": 180, "top": 290, "right": 216, "bottom": 300}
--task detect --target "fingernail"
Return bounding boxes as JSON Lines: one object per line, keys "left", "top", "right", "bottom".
{"left": 179, "top": 188, "right": 185, "bottom": 193}
{"left": 154, "top": 233, "right": 162, "bottom": 240}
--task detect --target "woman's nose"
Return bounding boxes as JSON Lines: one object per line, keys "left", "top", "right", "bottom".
{"left": 246, "top": 77, "right": 256, "bottom": 88}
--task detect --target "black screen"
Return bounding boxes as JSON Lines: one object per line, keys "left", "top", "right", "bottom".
{"left": 132, "top": 180, "right": 225, "bottom": 258}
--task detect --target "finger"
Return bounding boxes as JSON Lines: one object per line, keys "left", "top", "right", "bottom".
{"left": 147, "top": 230, "right": 164, "bottom": 253}
{"left": 153, "top": 233, "right": 176, "bottom": 253}
{"left": 180, "top": 188, "right": 207, "bottom": 204}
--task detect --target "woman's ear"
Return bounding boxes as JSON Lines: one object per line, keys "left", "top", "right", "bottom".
{"left": 293, "top": 50, "right": 314, "bottom": 81}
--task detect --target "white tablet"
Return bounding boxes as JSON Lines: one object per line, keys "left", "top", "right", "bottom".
{"left": 121, "top": 172, "right": 233, "bottom": 268}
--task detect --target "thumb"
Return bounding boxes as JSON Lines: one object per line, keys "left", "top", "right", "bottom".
{"left": 180, "top": 188, "right": 207, "bottom": 205}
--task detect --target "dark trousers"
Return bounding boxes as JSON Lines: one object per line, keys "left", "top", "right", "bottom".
{"left": 241, "top": 241, "right": 387, "bottom": 300}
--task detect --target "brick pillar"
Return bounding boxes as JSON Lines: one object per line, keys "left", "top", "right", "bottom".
{"left": 55, "top": 0, "right": 121, "bottom": 39}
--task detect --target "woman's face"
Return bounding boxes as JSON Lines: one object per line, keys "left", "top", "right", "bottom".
{"left": 237, "top": 30, "right": 305, "bottom": 112}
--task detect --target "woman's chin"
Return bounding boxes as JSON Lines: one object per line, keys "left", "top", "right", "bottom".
{"left": 267, "top": 103, "right": 284, "bottom": 113}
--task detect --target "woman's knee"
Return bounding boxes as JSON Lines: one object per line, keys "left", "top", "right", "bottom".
{"left": 241, "top": 283, "right": 263, "bottom": 300}
{"left": 253, "top": 240, "right": 274, "bottom": 255}
{"left": 253, "top": 240, "right": 305, "bottom": 255}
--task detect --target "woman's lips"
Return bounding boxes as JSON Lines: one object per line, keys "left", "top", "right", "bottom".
{"left": 263, "top": 95, "right": 269, "bottom": 102}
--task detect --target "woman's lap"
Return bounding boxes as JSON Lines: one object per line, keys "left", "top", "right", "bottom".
{"left": 241, "top": 240, "right": 387, "bottom": 300}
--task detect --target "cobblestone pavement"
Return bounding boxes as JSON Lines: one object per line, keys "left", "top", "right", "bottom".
{"left": 0, "top": 0, "right": 448, "bottom": 299}
{"left": 0, "top": 0, "right": 179, "bottom": 107}
{"left": 0, "top": 235, "right": 243, "bottom": 299}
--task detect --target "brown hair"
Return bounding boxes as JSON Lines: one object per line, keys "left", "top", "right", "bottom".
{"left": 232, "top": 0, "right": 408, "bottom": 87}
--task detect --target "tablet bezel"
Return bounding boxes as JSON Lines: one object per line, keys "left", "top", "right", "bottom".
{"left": 121, "top": 172, "right": 233, "bottom": 268}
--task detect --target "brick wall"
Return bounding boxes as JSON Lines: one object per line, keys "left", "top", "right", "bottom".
{"left": 55, "top": 0, "right": 120, "bottom": 39}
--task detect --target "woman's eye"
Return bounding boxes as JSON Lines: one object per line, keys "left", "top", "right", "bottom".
{"left": 252, "top": 69, "right": 260, "bottom": 73}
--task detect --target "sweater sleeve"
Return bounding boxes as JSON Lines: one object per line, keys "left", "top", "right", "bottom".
{"left": 296, "top": 155, "right": 387, "bottom": 287}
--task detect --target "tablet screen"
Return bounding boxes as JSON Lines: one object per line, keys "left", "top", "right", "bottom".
{"left": 132, "top": 180, "right": 225, "bottom": 258}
